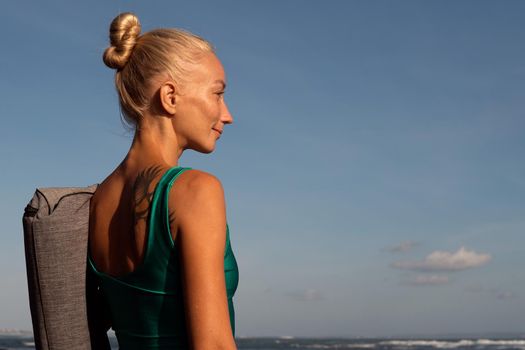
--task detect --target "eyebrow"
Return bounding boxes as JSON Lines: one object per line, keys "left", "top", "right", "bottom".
{"left": 213, "top": 79, "right": 226, "bottom": 89}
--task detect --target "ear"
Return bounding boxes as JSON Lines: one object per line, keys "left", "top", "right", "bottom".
{"left": 159, "top": 81, "right": 178, "bottom": 115}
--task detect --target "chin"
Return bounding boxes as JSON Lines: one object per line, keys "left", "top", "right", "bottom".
{"left": 191, "top": 143, "right": 216, "bottom": 154}
{"left": 201, "top": 148, "right": 214, "bottom": 154}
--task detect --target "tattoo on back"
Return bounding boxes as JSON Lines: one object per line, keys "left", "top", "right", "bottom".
{"left": 133, "top": 165, "right": 164, "bottom": 225}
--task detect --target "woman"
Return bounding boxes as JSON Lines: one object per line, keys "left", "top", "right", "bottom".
{"left": 88, "top": 12, "right": 239, "bottom": 349}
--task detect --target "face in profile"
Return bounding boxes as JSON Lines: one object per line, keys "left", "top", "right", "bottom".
{"left": 172, "top": 52, "right": 234, "bottom": 153}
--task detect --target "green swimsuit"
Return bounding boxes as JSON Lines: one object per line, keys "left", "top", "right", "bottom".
{"left": 88, "top": 167, "right": 239, "bottom": 349}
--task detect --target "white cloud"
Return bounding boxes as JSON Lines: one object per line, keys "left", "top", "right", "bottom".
{"left": 390, "top": 247, "right": 491, "bottom": 272}
{"left": 386, "top": 240, "right": 419, "bottom": 253}
{"left": 285, "top": 288, "right": 325, "bottom": 301}
{"left": 405, "top": 274, "right": 449, "bottom": 286}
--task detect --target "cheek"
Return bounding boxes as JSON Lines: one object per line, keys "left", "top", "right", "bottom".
{"left": 195, "top": 95, "right": 220, "bottom": 119}
{"left": 201, "top": 97, "right": 221, "bottom": 120}
{"left": 181, "top": 94, "right": 220, "bottom": 125}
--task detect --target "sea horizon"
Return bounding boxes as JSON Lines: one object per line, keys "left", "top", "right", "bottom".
{"left": 1, "top": 327, "right": 524, "bottom": 340}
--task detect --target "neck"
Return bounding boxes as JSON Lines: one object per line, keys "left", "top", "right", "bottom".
{"left": 125, "top": 114, "right": 184, "bottom": 169}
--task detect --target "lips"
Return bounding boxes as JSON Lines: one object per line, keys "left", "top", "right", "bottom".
{"left": 212, "top": 128, "right": 223, "bottom": 135}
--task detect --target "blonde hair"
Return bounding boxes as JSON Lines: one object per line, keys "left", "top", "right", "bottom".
{"left": 103, "top": 12, "right": 214, "bottom": 128}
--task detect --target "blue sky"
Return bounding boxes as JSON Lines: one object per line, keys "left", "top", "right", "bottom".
{"left": 1, "top": 0, "right": 524, "bottom": 338}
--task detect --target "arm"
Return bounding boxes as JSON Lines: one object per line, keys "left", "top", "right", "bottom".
{"left": 170, "top": 170, "right": 237, "bottom": 350}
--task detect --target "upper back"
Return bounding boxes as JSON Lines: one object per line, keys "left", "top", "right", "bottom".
{"left": 89, "top": 164, "right": 170, "bottom": 276}
{"left": 88, "top": 164, "right": 225, "bottom": 276}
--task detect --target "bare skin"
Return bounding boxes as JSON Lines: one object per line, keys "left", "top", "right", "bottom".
{"left": 89, "top": 52, "right": 235, "bottom": 349}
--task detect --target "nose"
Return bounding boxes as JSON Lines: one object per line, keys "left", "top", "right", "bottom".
{"left": 221, "top": 101, "right": 233, "bottom": 125}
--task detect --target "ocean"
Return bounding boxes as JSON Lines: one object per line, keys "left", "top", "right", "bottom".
{"left": 1, "top": 335, "right": 525, "bottom": 350}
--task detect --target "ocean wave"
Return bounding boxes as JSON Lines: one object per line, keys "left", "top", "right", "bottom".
{"left": 379, "top": 339, "right": 525, "bottom": 348}
{"left": 294, "top": 342, "right": 377, "bottom": 349}
{"left": 380, "top": 340, "right": 475, "bottom": 348}
{"left": 476, "top": 339, "right": 525, "bottom": 346}
{"left": 284, "top": 339, "right": 525, "bottom": 350}
{"left": 345, "top": 343, "right": 376, "bottom": 348}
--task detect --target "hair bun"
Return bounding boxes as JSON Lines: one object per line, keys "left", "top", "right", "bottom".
{"left": 103, "top": 12, "right": 141, "bottom": 70}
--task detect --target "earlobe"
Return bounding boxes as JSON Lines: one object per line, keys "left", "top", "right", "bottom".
{"left": 159, "top": 81, "right": 177, "bottom": 115}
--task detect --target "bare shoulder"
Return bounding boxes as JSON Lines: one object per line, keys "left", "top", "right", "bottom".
{"left": 168, "top": 169, "right": 226, "bottom": 228}
{"left": 172, "top": 169, "right": 224, "bottom": 200}
{"left": 177, "top": 169, "right": 223, "bottom": 190}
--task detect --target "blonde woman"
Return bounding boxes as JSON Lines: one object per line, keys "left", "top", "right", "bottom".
{"left": 87, "top": 12, "right": 239, "bottom": 349}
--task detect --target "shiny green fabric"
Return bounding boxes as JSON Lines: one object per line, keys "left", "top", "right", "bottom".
{"left": 88, "top": 166, "right": 239, "bottom": 349}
